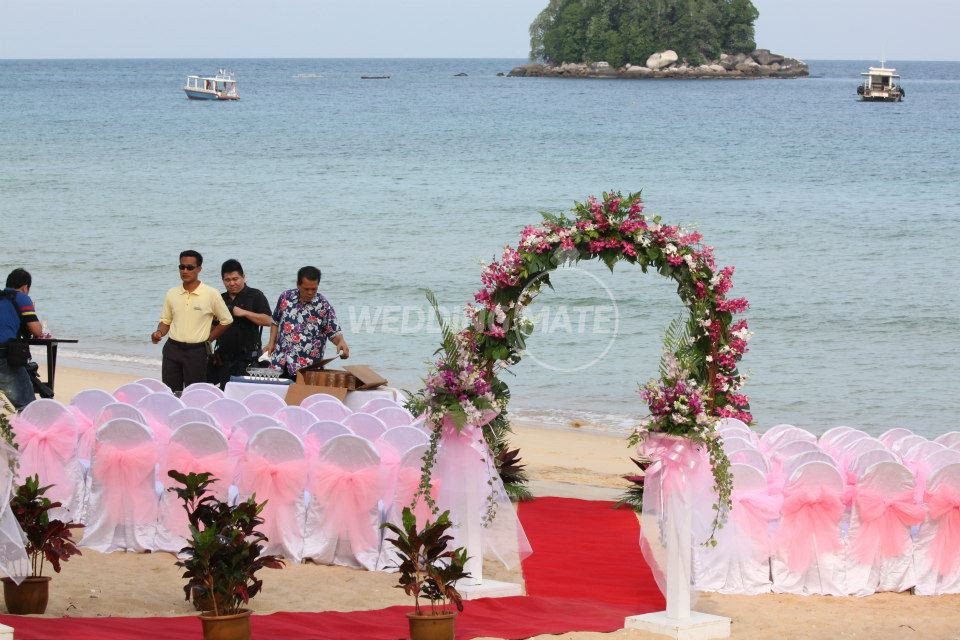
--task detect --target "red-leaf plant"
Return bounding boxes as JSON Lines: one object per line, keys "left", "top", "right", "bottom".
{"left": 9, "top": 474, "right": 83, "bottom": 577}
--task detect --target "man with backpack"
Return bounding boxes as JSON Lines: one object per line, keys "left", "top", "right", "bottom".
{"left": 0, "top": 268, "right": 44, "bottom": 410}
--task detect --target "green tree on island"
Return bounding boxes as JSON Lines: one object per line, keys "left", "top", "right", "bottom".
{"left": 529, "top": 0, "right": 759, "bottom": 67}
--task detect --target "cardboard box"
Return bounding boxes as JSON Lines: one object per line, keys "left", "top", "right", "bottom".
{"left": 285, "top": 364, "right": 388, "bottom": 405}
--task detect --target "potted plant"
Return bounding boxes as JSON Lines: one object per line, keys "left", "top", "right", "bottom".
{"left": 3, "top": 474, "right": 83, "bottom": 614}
{"left": 382, "top": 507, "right": 470, "bottom": 640}
{"left": 168, "top": 470, "right": 283, "bottom": 640}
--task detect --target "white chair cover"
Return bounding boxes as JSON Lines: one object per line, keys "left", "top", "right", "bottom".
{"left": 135, "top": 378, "right": 172, "bottom": 393}
{"left": 373, "top": 407, "right": 415, "bottom": 428}
{"left": 934, "top": 432, "right": 960, "bottom": 449}
{"left": 69, "top": 389, "right": 116, "bottom": 465}
{"left": 837, "top": 437, "right": 886, "bottom": 471}
{"left": 204, "top": 397, "right": 250, "bottom": 436}
{"left": 903, "top": 441, "right": 948, "bottom": 466}
{"left": 303, "top": 434, "right": 384, "bottom": 570}
{"left": 914, "top": 463, "right": 960, "bottom": 595}
{"left": 759, "top": 424, "right": 797, "bottom": 450}
{"left": 358, "top": 398, "right": 400, "bottom": 414}
{"left": 829, "top": 430, "right": 870, "bottom": 457}
{"left": 926, "top": 449, "right": 960, "bottom": 474}
{"left": 721, "top": 436, "right": 754, "bottom": 455}
{"left": 852, "top": 449, "right": 898, "bottom": 478}
{"left": 302, "top": 421, "right": 352, "bottom": 458}
{"left": 343, "top": 413, "right": 387, "bottom": 442}
{"left": 880, "top": 428, "right": 915, "bottom": 449}
{"left": 768, "top": 428, "right": 817, "bottom": 451}
{"left": 183, "top": 382, "right": 224, "bottom": 397}
{"left": 844, "top": 461, "right": 921, "bottom": 595}
{"left": 94, "top": 403, "right": 147, "bottom": 429}
{"left": 155, "top": 423, "right": 232, "bottom": 553}
{"left": 166, "top": 407, "right": 219, "bottom": 433}
{"left": 300, "top": 393, "right": 346, "bottom": 409}
{"left": 694, "top": 463, "right": 778, "bottom": 594}
{"left": 307, "top": 400, "right": 353, "bottom": 422}
{"left": 890, "top": 434, "right": 926, "bottom": 457}
{"left": 772, "top": 439, "right": 820, "bottom": 458}
{"left": 180, "top": 387, "right": 222, "bottom": 409}
{"left": 242, "top": 391, "right": 288, "bottom": 417}
{"left": 729, "top": 448, "right": 768, "bottom": 472}
{"left": 377, "top": 427, "right": 429, "bottom": 460}
{"left": 783, "top": 451, "right": 837, "bottom": 479}
{"left": 113, "top": 383, "right": 152, "bottom": 405}
{"left": 229, "top": 414, "right": 283, "bottom": 460}
{"left": 135, "top": 392, "right": 185, "bottom": 445}
{"left": 716, "top": 417, "right": 750, "bottom": 432}
{"left": 11, "top": 399, "right": 85, "bottom": 520}
{"left": 237, "top": 428, "right": 308, "bottom": 562}
{"left": 69, "top": 389, "right": 115, "bottom": 422}
{"left": 273, "top": 406, "right": 318, "bottom": 437}
{"left": 771, "top": 461, "right": 846, "bottom": 595}
{"left": 82, "top": 419, "right": 159, "bottom": 552}
{"left": 819, "top": 426, "right": 854, "bottom": 448}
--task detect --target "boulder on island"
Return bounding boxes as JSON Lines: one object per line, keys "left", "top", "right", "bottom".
{"left": 646, "top": 50, "right": 678, "bottom": 70}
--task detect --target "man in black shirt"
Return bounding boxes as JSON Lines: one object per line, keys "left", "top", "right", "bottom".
{"left": 208, "top": 259, "right": 273, "bottom": 388}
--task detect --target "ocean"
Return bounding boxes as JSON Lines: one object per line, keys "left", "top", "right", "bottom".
{"left": 1, "top": 58, "right": 958, "bottom": 438}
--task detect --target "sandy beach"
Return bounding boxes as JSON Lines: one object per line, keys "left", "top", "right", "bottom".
{"left": 12, "top": 364, "right": 960, "bottom": 639}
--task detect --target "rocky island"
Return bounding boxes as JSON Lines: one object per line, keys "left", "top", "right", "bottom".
{"left": 508, "top": 49, "right": 808, "bottom": 79}
{"left": 513, "top": 0, "right": 807, "bottom": 80}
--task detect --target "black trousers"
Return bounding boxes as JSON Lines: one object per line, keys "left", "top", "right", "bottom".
{"left": 162, "top": 339, "right": 208, "bottom": 395}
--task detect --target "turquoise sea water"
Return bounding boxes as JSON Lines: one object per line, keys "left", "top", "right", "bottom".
{"left": 1, "top": 58, "right": 958, "bottom": 437}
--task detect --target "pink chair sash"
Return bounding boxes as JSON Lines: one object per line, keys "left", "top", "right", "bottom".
{"left": 238, "top": 454, "right": 307, "bottom": 543}
{"left": 731, "top": 488, "right": 782, "bottom": 555}
{"left": 775, "top": 484, "right": 845, "bottom": 572}
{"left": 766, "top": 457, "right": 787, "bottom": 495}
{"left": 163, "top": 443, "right": 233, "bottom": 494}
{"left": 851, "top": 488, "right": 925, "bottom": 562}
{"left": 91, "top": 441, "right": 158, "bottom": 521}
{"left": 311, "top": 463, "right": 382, "bottom": 552}
{"left": 14, "top": 416, "right": 77, "bottom": 503}
{"left": 68, "top": 407, "right": 96, "bottom": 461}
{"left": 925, "top": 485, "right": 960, "bottom": 576}
{"left": 395, "top": 466, "right": 438, "bottom": 525}
{"left": 144, "top": 418, "right": 172, "bottom": 445}
{"left": 906, "top": 458, "right": 932, "bottom": 503}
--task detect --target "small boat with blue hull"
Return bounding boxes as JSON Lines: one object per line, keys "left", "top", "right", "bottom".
{"left": 184, "top": 69, "right": 239, "bottom": 100}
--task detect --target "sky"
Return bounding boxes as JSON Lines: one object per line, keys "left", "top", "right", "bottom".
{"left": 0, "top": 0, "right": 956, "bottom": 61}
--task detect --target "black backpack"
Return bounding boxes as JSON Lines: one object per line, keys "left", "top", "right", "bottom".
{"left": 2, "top": 290, "right": 31, "bottom": 366}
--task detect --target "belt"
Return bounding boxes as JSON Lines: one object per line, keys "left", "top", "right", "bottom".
{"left": 167, "top": 338, "right": 207, "bottom": 350}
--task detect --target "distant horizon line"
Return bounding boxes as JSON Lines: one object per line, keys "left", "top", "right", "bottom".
{"left": 1, "top": 55, "right": 959, "bottom": 63}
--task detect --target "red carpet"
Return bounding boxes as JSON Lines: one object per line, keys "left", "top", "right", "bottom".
{"left": 1, "top": 497, "right": 662, "bottom": 639}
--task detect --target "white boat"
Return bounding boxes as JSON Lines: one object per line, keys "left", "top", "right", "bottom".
{"left": 184, "top": 69, "right": 239, "bottom": 101}
{"left": 857, "top": 63, "right": 904, "bottom": 102}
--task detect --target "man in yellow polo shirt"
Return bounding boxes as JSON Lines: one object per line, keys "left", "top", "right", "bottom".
{"left": 150, "top": 250, "right": 233, "bottom": 394}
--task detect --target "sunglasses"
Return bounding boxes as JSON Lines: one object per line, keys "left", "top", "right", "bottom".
{"left": 178, "top": 264, "right": 198, "bottom": 271}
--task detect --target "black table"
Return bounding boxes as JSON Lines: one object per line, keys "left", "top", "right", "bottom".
{"left": 28, "top": 338, "right": 78, "bottom": 394}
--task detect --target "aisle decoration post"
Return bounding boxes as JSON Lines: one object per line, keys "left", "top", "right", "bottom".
{"left": 408, "top": 192, "right": 751, "bottom": 622}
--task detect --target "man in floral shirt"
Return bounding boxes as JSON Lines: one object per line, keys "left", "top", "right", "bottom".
{"left": 266, "top": 265, "right": 350, "bottom": 377}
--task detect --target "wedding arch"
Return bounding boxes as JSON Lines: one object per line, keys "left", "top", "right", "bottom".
{"left": 406, "top": 191, "right": 752, "bottom": 524}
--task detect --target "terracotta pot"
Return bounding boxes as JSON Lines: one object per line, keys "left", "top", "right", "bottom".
{"left": 2, "top": 575, "right": 52, "bottom": 615}
{"left": 407, "top": 611, "right": 457, "bottom": 640}
{"left": 199, "top": 608, "right": 251, "bottom": 640}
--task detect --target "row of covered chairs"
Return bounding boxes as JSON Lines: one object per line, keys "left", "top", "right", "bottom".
{"left": 692, "top": 419, "right": 960, "bottom": 596}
